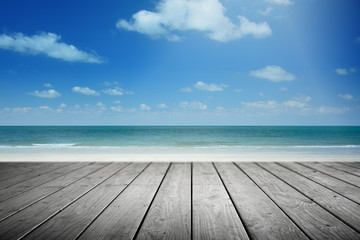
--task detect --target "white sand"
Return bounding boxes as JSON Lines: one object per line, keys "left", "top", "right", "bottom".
{"left": 0, "top": 153, "right": 359, "bottom": 162}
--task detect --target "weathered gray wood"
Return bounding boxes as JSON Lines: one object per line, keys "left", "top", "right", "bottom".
{"left": 320, "top": 162, "right": 360, "bottom": 177}
{"left": 300, "top": 162, "right": 360, "bottom": 187}
{"left": 22, "top": 163, "right": 148, "bottom": 240}
{"left": 238, "top": 162, "right": 360, "bottom": 240}
{"left": 0, "top": 162, "right": 69, "bottom": 189}
{"left": 0, "top": 163, "right": 44, "bottom": 177}
{"left": 0, "top": 162, "right": 127, "bottom": 239}
{"left": 280, "top": 162, "right": 360, "bottom": 204}
{"left": 136, "top": 163, "right": 191, "bottom": 240}
{"left": 215, "top": 162, "right": 308, "bottom": 240}
{"left": 0, "top": 162, "right": 101, "bottom": 220}
{"left": 259, "top": 163, "right": 360, "bottom": 233}
{"left": 192, "top": 163, "right": 249, "bottom": 240}
{"left": 0, "top": 163, "right": 85, "bottom": 202}
{"left": 342, "top": 162, "right": 360, "bottom": 169}
{"left": 78, "top": 163, "right": 170, "bottom": 240}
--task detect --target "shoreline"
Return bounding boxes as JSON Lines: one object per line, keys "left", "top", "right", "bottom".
{"left": 0, "top": 153, "right": 359, "bottom": 162}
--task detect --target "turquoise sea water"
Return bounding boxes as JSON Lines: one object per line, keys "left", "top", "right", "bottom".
{"left": 0, "top": 126, "right": 360, "bottom": 154}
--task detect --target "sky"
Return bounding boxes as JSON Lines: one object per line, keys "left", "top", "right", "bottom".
{"left": 0, "top": 0, "right": 359, "bottom": 125}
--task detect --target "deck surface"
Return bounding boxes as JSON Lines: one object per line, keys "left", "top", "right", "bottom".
{"left": 0, "top": 162, "right": 359, "bottom": 239}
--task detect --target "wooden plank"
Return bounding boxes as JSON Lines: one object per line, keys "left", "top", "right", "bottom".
{"left": 259, "top": 163, "right": 360, "bottom": 233}
{"left": 0, "top": 162, "right": 69, "bottom": 189}
{"left": 0, "top": 162, "right": 85, "bottom": 202}
{"left": 0, "top": 162, "right": 127, "bottom": 239}
{"left": 280, "top": 162, "right": 360, "bottom": 204}
{"left": 0, "top": 163, "right": 44, "bottom": 176}
{"left": 77, "top": 163, "right": 170, "bottom": 240}
{"left": 342, "top": 162, "right": 360, "bottom": 169}
{"left": 136, "top": 163, "right": 192, "bottom": 240}
{"left": 192, "top": 163, "right": 249, "bottom": 240}
{"left": 0, "top": 162, "right": 100, "bottom": 220}
{"left": 238, "top": 162, "right": 360, "bottom": 240}
{"left": 22, "top": 163, "right": 148, "bottom": 240}
{"left": 215, "top": 162, "right": 308, "bottom": 240}
{"left": 300, "top": 162, "right": 360, "bottom": 187}
{"left": 319, "top": 162, "right": 360, "bottom": 177}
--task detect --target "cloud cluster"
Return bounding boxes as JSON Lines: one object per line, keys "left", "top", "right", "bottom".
{"left": 0, "top": 32, "right": 102, "bottom": 63}
{"left": 117, "top": 0, "right": 271, "bottom": 42}
{"left": 338, "top": 94, "right": 354, "bottom": 101}
{"left": 102, "top": 87, "right": 133, "bottom": 96}
{"left": 266, "top": 0, "right": 292, "bottom": 5}
{"left": 29, "top": 89, "right": 61, "bottom": 98}
{"left": 194, "top": 81, "right": 227, "bottom": 91}
{"left": 140, "top": 104, "right": 151, "bottom": 110}
{"left": 250, "top": 65, "right": 295, "bottom": 82}
{"left": 242, "top": 96, "right": 311, "bottom": 111}
{"left": 335, "top": 67, "right": 356, "bottom": 76}
{"left": 179, "top": 101, "right": 207, "bottom": 110}
{"left": 72, "top": 86, "right": 100, "bottom": 96}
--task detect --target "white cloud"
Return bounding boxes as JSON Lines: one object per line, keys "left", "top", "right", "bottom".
{"left": 259, "top": 92, "right": 265, "bottom": 97}
{"left": 102, "top": 87, "right": 133, "bottom": 96}
{"left": 0, "top": 32, "right": 102, "bottom": 63}
{"left": 335, "top": 68, "right": 348, "bottom": 75}
{"left": 72, "top": 86, "right": 100, "bottom": 96}
{"left": 44, "top": 83, "right": 53, "bottom": 88}
{"left": 116, "top": 0, "right": 271, "bottom": 42}
{"left": 266, "top": 0, "right": 292, "bottom": 5}
{"left": 194, "top": 81, "right": 227, "bottom": 91}
{"left": 234, "top": 89, "right": 243, "bottom": 93}
{"left": 283, "top": 100, "right": 306, "bottom": 108}
{"left": 338, "top": 94, "right": 354, "bottom": 101}
{"left": 279, "top": 87, "right": 288, "bottom": 91}
{"left": 59, "top": 103, "right": 67, "bottom": 108}
{"left": 335, "top": 67, "right": 356, "bottom": 75}
{"left": 113, "top": 100, "right": 121, "bottom": 104}
{"left": 283, "top": 95, "right": 311, "bottom": 109}
{"left": 140, "top": 104, "right": 151, "bottom": 110}
{"left": 157, "top": 103, "right": 168, "bottom": 109}
{"left": 258, "top": 7, "right": 274, "bottom": 16}
{"left": 29, "top": 89, "right": 61, "bottom": 98}
{"left": 250, "top": 65, "right": 295, "bottom": 82}
{"left": 12, "top": 107, "right": 31, "bottom": 113}
{"left": 241, "top": 100, "right": 278, "bottom": 109}
{"left": 39, "top": 106, "right": 53, "bottom": 111}
{"left": 180, "top": 87, "right": 192, "bottom": 92}
{"left": 96, "top": 102, "right": 104, "bottom": 106}
{"left": 111, "top": 106, "right": 123, "bottom": 112}
{"left": 179, "top": 101, "right": 207, "bottom": 110}
{"left": 318, "top": 106, "right": 350, "bottom": 115}
{"left": 96, "top": 102, "right": 106, "bottom": 111}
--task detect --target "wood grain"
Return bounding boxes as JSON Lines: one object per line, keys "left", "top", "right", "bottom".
{"left": 280, "top": 162, "right": 360, "bottom": 204}
{"left": 238, "top": 162, "right": 360, "bottom": 240}
{"left": 0, "top": 163, "right": 126, "bottom": 239}
{"left": 300, "top": 162, "right": 360, "bottom": 187}
{"left": 260, "top": 163, "right": 360, "bottom": 233}
{"left": 78, "top": 163, "right": 170, "bottom": 240}
{"left": 215, "top": 162, "right": 308, "bottom": 240}
{"left": 136, "top": 163, "right": 192, "bottom": 240}
{"left": 22, "top": 163, "right": 148, "bottom": 240}
{"left": 192, "top": 163, "right": 249, "bottom": 240}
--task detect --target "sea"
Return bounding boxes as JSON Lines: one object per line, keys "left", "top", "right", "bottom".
{"left": 0, "top": 126, "right": 360, "bottom": 154}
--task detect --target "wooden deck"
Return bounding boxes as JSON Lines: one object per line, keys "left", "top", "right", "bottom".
{"left": 0, "top": 162, "right": 359, "bottom": 239}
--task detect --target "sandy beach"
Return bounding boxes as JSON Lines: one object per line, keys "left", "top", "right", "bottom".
{"left": 1, "top": 153, "right": 359, "bottom": 162}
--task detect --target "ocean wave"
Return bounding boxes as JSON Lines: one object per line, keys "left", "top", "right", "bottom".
{"left": 0, "top": 144, "right": 359, "bottom": 150}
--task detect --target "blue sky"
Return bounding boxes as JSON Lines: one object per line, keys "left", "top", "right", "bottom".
{"left": 0, "top": 0, "right": 359, "bottom": 125}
